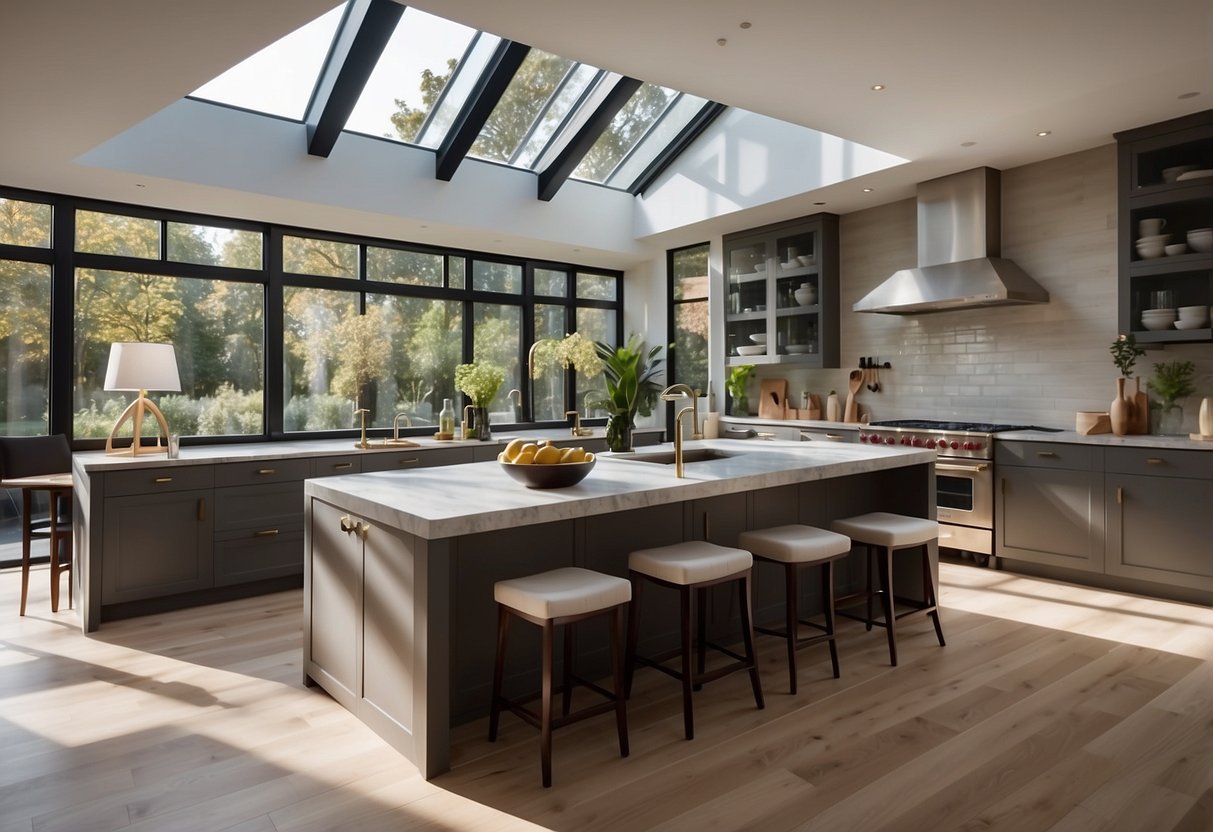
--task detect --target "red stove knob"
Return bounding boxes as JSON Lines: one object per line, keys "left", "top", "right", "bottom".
{"left": 858, "top": 433, "right": 866, "bottom": 442}
{"left": 885, "top": 437, "right": 895, "bottom": 445}
{"left": 950, "top": 440, "right": 959, "bottom": 449}
{"left": 962, "top": 441, "right": 974, "bottom": 450}
{"left": 912, "top": 438, "right": 924, "bottom": 447}
{"left": 972, "top": 441, "right": 984, "bottom": 450}
{"left": 924, "top": 439, "right": 936, "bottom": 449}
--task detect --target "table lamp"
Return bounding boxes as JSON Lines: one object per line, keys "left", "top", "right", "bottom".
{"left": 103, "top": 342, "right": 182, "bottom": 456}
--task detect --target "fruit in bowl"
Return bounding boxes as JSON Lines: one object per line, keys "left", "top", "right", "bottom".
{"left": 498, "top": 439, "right": 596, "bottom": 488}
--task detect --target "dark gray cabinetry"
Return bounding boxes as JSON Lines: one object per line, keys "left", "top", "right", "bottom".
{"left": 102, "top": 486, "right": 213, "bottom": 604}
{"left": 1104, "top": 448, "right": 1213, "bottom": 591}
{"left": 995, "top": 442, "right": 1104, "bottom": 573}
{"left": 360, "top": 446, "right": 475, "bottom": 472}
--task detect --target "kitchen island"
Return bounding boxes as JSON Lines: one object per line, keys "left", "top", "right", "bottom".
{"left": 302, "top": 439, "right": 935, "bottom": 778}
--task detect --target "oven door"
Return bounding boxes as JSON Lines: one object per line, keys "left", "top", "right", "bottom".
{"left": 935, "top": 459, "right": 993, "bottom": 529}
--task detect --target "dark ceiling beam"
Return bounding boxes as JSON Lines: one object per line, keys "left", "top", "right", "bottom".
{"left": 536, "top": 75, "right": 643, "bottom": 202}
{"left": 304, "top": 0, "right": 403, "bottom": 158}
{"left": 628, "top": 101, "right": 727, "bottom": 195}
{"left": 435, "top": 40, "right": 531, "bottom": 181}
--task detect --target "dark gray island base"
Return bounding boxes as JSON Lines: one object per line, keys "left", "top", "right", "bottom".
{"left": 302, "top": 440, "right": 937, "bottom": 779}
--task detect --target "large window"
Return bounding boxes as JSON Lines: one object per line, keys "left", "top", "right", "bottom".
{"left": 669, "top": 243, "right": 709, "bottom": 397}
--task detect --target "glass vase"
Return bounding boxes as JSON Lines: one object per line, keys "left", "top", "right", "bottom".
{"left": 472, "top": 406, "right": 492, "bottom": 441}
{"left": 1152, "top": 403, "right": 1184, "bottom": 436}
{"left": 605, "top": 412, "right": 634, "bottom": 453}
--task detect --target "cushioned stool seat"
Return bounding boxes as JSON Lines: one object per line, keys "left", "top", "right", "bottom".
{"left": 489, "top": 567, "right": 630, "bottom": 787}
{"left": 738, "top": 525, "right": 851, "bottom": 693}
{"left": 831, "top": 512, "right": 944, "bottom": 667}
{"left": 626, "top": 541, "right": 763, "bottom": 740}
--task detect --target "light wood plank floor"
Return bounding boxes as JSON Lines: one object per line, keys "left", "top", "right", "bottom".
{"left": 2, "top": 561, "right": 1210, "bottom": 831}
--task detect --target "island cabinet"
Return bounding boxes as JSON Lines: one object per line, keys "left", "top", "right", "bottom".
{"left": 1104, "top": 448, "right": 1213, "bottom": 592}
{"left": 994, "top": 442, "right": 1105, "bottom": 573}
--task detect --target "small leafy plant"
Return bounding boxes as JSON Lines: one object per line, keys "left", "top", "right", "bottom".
{"left": 454, "top": 362, "right": 505, "bottom": 406}
{"left": 1147, "top": 360, "right": 1196, "bottom": 409}
{"left": 1109, "top": 333, "right": 1146, "bottom": 377}
{"left": 725, "top": 364, "right": 756, "bottom": 400}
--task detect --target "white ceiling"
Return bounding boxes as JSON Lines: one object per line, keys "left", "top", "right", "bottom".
{"left": 2, "top": 0, "right": 1210, "bottom": 262}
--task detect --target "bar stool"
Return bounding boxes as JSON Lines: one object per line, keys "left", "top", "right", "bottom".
{"left": 831, "top": 512, "right": 945, "bottom": 666}
{"left": 737, "top": 525, "right": 851, "bottom": 694}
{"left": 625, "top": 541, "right": 764, "bottom": 741}
{"left": 0, "top": 435, "right": 73, "bottom": 616}
{"left": 489, "top": 566, "right": 631, "bottom": 787}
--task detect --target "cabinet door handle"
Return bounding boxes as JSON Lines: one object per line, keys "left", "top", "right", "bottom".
{"left": 356, "top": 521, "right": 370, "bottom": 541}
{"left": 825, "top": 434, "right": 843, "bottom": 440}
{"left": 1116, "top": 486, "right": 1123, "bottom": 505}
{"left": 257, "top": 468, "right": 276, "bottom": 475}
{"left": 1036, "top": 451, "right": 1057, "bottom": 459}
{"left": 756, "top": 432, "right": 775, "bottom": 440}
{"left": 154, "top": 476, "right": 173, "bottom": 483}
{"left": 937, "top": 462, "right": 989, "bottom": 473}
{"left": 333, "top": 462, "right": 353, "bottom": 470}
{"left": 1145, "top": 457, "right": 1164, "bottom": 465}
{"left": 398, "top": 458, "right": 420, "bottom": 467}
{"left": 197, "top": 497, "right": 206, "bottom": 522}
{"left": 340, "top": 514, "right": 357, "bottom": 535}
{"left": 254, "top": 528, "right": 280, "bottom": 538}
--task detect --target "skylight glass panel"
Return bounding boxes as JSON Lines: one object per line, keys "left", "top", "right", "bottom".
{"left": 512, "top": 62, "right": 601, "bottom": 168}
{"left": 191, "top": 5, "right": 344, "bottom": 120}
{"left": 414, "top": 33, "right": 503, "bottom": 149}
{"left": 344, "top": 7, "right": 478, "bottom": 143}
{"left": 572, "top": 83, "right": 678, "bottom": 184}
{"left": 468, "top": 50, "right": 579, "bottom": 165}
{"left": 605, "top": 92, "right": 708, "bottom": 189}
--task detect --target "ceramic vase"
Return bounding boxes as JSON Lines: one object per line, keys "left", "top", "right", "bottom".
{"left": 1132, "top": 377, "right": 1149, "bottom": 434}
{"left": 1110, "top": 377, "right": 1133, "bottom": 437}
{"left": 1200, "top": 397, "right": 1213, "bottom": 436}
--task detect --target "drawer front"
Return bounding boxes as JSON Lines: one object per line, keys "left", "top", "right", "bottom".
{"left": 798, "top": 429, "right": 856, "bottom": 443}
{"left": 214, "top": 458, "right": 310, "bottom": 487}
{"left": 214, "top": 529, "right": 304, "bottom": 586}
{"left": 360, "top": 446, "right": 475, "bottom": 472}
{"left": 214, "top": 481, "right": 304, "bottom": 533}
{"left": 995, "top": 441, "right": 1095, "bottom": 470}
{"left": 311, "top": 455, "right": 362, "bottom": 477}
{"left": 105, "top": 464, "right": 214, "bottom": 497}
{"left": 1104, "top": 447, "right": 1213, "bottom": 480}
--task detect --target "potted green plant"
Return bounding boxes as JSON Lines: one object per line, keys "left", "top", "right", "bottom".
{"left": 1147, "top": 360, "right": 1195, "bottom": 435}
{"left": 454, "top": 362, "right": 504, "bottom": 440}
{"left": 726, "top": 364, "right": 756, "bottom": 416}
{"left": 591, "top": 335, "right": 663, "bottom": 452}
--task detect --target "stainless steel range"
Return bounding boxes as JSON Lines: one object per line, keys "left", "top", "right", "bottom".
{"left": 859, "top": 419, "right": 1042, "bottom": 558}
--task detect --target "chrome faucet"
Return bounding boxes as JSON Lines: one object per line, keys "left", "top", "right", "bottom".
{"left": 660, "top": 384, "right": 703, "bottom": 440}
{"left": 391, "top": 411, "right": 412, "bottom": 442}
{"left": 565, "top": 410, "right": 593, "bottom": 437}
{"left": 507, "top": 387, "right": 522, "bottom": 412}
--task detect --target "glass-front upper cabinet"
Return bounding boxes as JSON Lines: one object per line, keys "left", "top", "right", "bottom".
{"left": 723, "top": 213, "right": 839, "bottom": 367}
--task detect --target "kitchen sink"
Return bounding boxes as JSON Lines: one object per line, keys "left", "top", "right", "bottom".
{"left": 612, "top": 448, "right": 736, "bottom": 465}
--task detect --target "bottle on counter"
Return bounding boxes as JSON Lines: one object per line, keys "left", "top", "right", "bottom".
{"left": 439, "top": 398, "right": 456, "bottom": 436}
{"left": 826, "top": 390, "right": 840, "bottom": 422}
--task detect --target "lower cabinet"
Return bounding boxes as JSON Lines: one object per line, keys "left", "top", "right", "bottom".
{"left": 102, "top": 488, "right": 213, "bottom": 604}
{"left": 996, "top": 463, "right": 1104, "bottom": 573}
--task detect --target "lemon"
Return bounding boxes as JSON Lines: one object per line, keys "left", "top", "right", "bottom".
{"left": 503, "top": 438, "right": 527, "bottom": 462}
{"left": 514, "top": 448, "right": 537, "bottom": 465}
{"left": 560, "top": 447, "right": 586, "bottom": 463}
{"left": 497, "top": 452, "right": 507, "bottom": 462}
{"left": 542, "top": 439, "right": 555, "bottom": 447}
{"left": 584, "top": 452, "right": 595, "bottom": 462}
{"left": 534, "top": 445, "right": 563, "bottom": 464}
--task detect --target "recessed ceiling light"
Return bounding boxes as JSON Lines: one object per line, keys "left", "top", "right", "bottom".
{"left": 573, "top": 247, "right": 581, "bottom": 252}
{"left": 1178, "top": 91, "right": 1200, "bottom": 99}
{"left": 739, "top": 21, "right": 751, "bottom": 29}
{"left": 420, "top": 224, "right": 428, "bottom": 229}
{"left": 961, "top": 141, "right": 977, "bottom": 147}
{"left": 135, "top": 183, "right": 146, "bottom": 188}
{"left": 1036, "top": 130, "right": 1051, "bottom": 137}
{"left": 870, "top": 84, "right": 885, "bottom": 91}
{"left": 862, "top": 188, "right": 873, "bottom": 193}
{"left": 813, "top": 201, "right": 826, "bottom": 206}
{"left": 716, "top": 37, "right": 727, "bottom": 46}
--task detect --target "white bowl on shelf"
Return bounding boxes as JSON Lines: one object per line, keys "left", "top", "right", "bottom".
{"left": 793, "top": 286, "right": 817, "bottom": 306}
{"left": 796, "top": 255, "right": 815, "bottom": 267}
{"left": 753, "top": 262, "right": 766, "bottom": 272}
{"left": 780, "top": 261, "right": 799, "bottom": 270}
{"left": 749, "top": 333, "right": 767, "bottom": 344}
{"left": 1178, "top": 304, "right": 1208, "bottom": 318}
{"left": 1165, "top": 243, "right": 1188, "bottom": 256}
{"left": 784, "top": 344, "right": 813, "bottom": 354}
{"left": 1174, "top": 319, "right": 1207, "bottom": 331}
{"left": 1162, "top": 165, "right": 1200, "bottom": 183}
{"left": 1176, "top": 169, "right": 1213, "bottom": 181}
{"left": 1187, "top": 229, "right": 1212, "bottom": 253}
{"left": 736, "top": 345, "right": 766, "bottom": 356}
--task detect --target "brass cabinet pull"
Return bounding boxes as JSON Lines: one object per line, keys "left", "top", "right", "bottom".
{"left": 340, "top": 514, "right": 357, "bottom": 535}
{"left": 257, "top": 468, "right": 276, "bottom": 475}
{"left": 398, "top": 458, "right": 420, "bottom": 467}
{"left": 333, "top": 462, "right": 353, "bottom": 470}
{"left": 154, "top": 476, "right": 173, "bottom": 483}
{"left": 1116, "top": 486, "right": 1123, "bottom": 505}
{"left": 355, "top": 521, "right": 369, "bottom": 541}
{"left": 1036, "top": 451, "right": 1057, "bottom": 459}
{"left": 197, "top": 497, "right": 205, "bottom": 522}
{"left": 254, "top": 529, "right": 280, "bottom": 537}
{"left": 1145, "top": 457, "right": 1164, "bottom": 465}
{"left": 937, "top": 462, "right": 989, "bottom": 473}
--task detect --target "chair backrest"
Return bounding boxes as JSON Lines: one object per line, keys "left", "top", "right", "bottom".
{"left": 0, "top": 435, "right": 71, "bottom": 479}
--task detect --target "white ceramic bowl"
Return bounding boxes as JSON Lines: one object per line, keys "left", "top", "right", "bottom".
{"left": 1136, "top": 242, "right": 1166, "bottom": 259}
{"left": 753, "top": 262, "right": 766, "bottom": 272}
{"left": 1142, "top": 307, "right": 1177, "bottom": 317}
{"left": 1174, "top": 319, "right": 1207, "bottom": 331}
{"left": 736, "top": 344, "right": 766, "bottom": 356}
{"left": 1165, "top": 243, "right": 1188, "bottom": 256}
{"left": 749, "top": 333, "right": 767, "bottom": 344}
{"left": 1142, "top": 318, "right": 1175, "bottom": 331}
{"left": 780, "top": 261, "right": 798, "bottom": 270}
{"left": 1136, "top": 233, "right": 1171, "bottom": 244}
{"left": 1187, "top": 229, "right": 1212, "bottom": 253}
{"left": 1162, "top": 165, "right": 1200, "bottom": 183}
{"left": 796, "top": 255, "right": 815, "bottom": 267}
{"left": 784, "top": 344, "right": 812, "bottom": 354}
{"left": 1178, "top": 304, "right": 1207, "bottom": 318}
{"left": 793, "top": 287, "right": 817, "bottom": 306}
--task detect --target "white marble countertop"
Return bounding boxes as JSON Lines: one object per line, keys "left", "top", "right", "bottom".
{"left": 72, "top": 427, "right": 662, "bottom": 473}
{"left": 995, "top": 430, "right": 1213, "bottom": 451}
{"left": 719, "top": 415, "right": 863, "bottom": 430}
{"left": 304, "top": 439, "right": 934, "bottom": 540}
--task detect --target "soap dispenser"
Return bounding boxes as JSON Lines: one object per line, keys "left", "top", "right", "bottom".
{"left": 439, "top": 398, "right": 456, "bottom": 436}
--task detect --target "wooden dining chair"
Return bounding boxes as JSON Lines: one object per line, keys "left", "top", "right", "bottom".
{"left": 0, "top": 435, "right": 73, "bottom": 615}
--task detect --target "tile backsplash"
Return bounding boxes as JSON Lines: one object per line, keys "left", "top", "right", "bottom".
{"left": 765, "top": 144, "right": 1213, "bottom": 433}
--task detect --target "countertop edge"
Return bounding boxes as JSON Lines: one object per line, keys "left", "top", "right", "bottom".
{"left": 995, "top": 430, "right": 1213, "bottom": 450}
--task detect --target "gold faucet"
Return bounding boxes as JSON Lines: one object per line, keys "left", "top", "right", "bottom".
{"left": 661, "top": 397, "right": 695, "bottom": 479}
{"left": 392, "top": 411, "right": 412, "bottom": 441}
{"left": 660, "top": 384, "right": 703, "bottom": 441}
{"left": 507, "top": 388, "right": 522, "bottom": 420}
{"left": 354, "top": 407, "right": 370, "bottom": 449}
{"left": 565, "top": 410, "right": 593, "bottom": 437}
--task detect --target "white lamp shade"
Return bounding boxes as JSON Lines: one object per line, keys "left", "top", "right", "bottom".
{"left": 104, "top": 342, "right": 182, "bottom": 392}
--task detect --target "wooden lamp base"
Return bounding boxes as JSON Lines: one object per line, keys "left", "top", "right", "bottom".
{"left": 105, "top": 391, "right": 172, "bottom": 456}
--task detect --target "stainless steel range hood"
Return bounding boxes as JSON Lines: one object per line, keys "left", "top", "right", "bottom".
{"left": 853, "top": 167, "right": 1048, "bottom": 314}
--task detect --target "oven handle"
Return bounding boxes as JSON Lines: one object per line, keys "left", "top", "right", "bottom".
{"left": 936, "top": 462, "right": 990, "bottom": 473}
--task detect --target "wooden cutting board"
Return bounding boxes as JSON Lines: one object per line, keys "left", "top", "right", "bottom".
{"left": 758, "top": 378, "right": 789, "bottom": 420}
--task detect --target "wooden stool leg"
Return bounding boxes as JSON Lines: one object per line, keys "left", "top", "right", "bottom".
{"left": 877, "top": 546, "right": 897, "bottom": 666}
{"left": 19, "top": 489, "right": 31, "bottom": 617}
{"left": 865, "top": 544, "right": 874, "bottom": 631}
{"left": 611, "top": 605, "right": 629, "bottom": 758}
{"left": 541, "top": 620, "right": 554, "bottom": 787}
{"left": 680, "top": 584, "right": 695, "bottom": 740}
{"left": 822, "top": 559, "right": 840, "bottom": 679}
{"left": 694, "top": 586, "right": 707, "bottom": 692}
{"left": 49, "top": 493, "right": 61, "bottom": 613}
{"left": 488, "top": 605, "right": 510, "bottom": 742}
{"left": 923, "top": 544, "right": 946, "bottom": 646}
{"left": 561, "top": 622, "right": 574, "bottom": 717}
{"left": 784, "top": 562, "right": 799, "bottom": 694}
{"left": 625, "top": 572, "right": 642, "bottom": 697}
{"left": 739, "top": 572, "right": 764, "bottom": 711}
